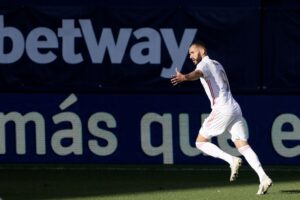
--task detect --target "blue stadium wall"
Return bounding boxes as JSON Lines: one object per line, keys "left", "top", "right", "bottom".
{"left": 0, "top": 0, "right": 300, "bottom": 164}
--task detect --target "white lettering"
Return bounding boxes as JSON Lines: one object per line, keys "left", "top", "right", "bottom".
{"left": 272, "top": 113, "right": 300, "bottom": 157}
{"left": 0, "top": 16, "right": 24, "bottom": 63}
{"left": 58, "top": 20, "right": 83, "bottom": 64}
{"left": 141, "top": 113, "right": 173, "bottom": 164}
{"left": 0, "top": 112, "right": 46, "bottom": 155}
{"left": 179, "top": 113, "right": 201, "bottom": 156}
{"left": 80, "top": 19, "right": 132, "bottom": 63}
{"left": 26, "top": 27, "right": 58, "bottom": 64}
{"left": 88, "top": 112, "right": 117, "bottom": 156}
{"left": 51, "top": 112, "right": 83, "bottom": 156}
{"left": 160, "top": 28, "right": 197, "bottom": 78}
{"left": 130, "top": 28, "right": 161, "bottom": 64}
{"left": 0, "top": 15, "right": 198, "bottom": 79}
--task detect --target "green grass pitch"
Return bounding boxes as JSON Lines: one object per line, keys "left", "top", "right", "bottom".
{"left": 0, "top": 165, "right": 299, "bottom": 200}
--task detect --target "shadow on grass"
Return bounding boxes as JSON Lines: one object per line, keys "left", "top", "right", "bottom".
{"left": 0, "top": 165, "right": 299, "bottom": 200}
{"left": 281, "top": 190, "right": 300, "bottom": 194}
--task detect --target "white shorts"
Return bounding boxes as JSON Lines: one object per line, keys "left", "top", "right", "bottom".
{"left": 199, "top": 106, "right": 248, "bottom": 141}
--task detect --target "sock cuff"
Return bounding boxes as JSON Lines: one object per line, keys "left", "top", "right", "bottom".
{"left": 238, "top": 145, "right": 251, "bottom": 153}
{"left": 195, "top": 141, "right": 207, "bottom": 149}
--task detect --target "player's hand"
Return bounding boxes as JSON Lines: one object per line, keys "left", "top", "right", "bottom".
{"left": 171, "top": 68, "right": 186, "bottom": 86}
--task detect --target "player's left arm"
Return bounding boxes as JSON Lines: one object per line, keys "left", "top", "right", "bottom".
{"left": 171, "top": 68, "right": 203, "bottom": 86}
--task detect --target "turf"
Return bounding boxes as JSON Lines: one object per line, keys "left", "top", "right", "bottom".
{"left": 0, "top": 165, "right": 299, "bottom": 200}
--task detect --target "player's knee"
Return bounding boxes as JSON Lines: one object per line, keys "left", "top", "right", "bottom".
{"left": 233, "top": 139, "right": 249, "bottom": 149}
{"left": 196, "top": 133, "right": 209, "bottom": 143}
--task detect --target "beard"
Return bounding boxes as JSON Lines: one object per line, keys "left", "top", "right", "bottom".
{"left": 192, "top": 55, "right": 202, "bottom": 65}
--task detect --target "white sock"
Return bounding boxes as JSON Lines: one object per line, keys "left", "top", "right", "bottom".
{"left": 238, "top": 145, "right": 267, "bottom": 182}
{"left": 196, "top": 142, "right": 234, "bottom": 165}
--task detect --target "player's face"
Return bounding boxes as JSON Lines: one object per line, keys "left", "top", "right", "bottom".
{"left": 189, "top": 45, "right": 202, "bottom": 65}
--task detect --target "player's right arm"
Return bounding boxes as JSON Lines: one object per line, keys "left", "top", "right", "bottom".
{"left": 171, "top": 69, "right": 203, "bottom": 86}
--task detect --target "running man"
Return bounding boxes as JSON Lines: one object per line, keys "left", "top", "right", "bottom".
{"left": 171, "top": 41, "right": 272, "bottom": 195}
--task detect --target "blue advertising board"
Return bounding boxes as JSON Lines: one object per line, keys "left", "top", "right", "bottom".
{"left": 0, "top": 93, "right": 299, "bottom": 165}
{"left": 1, "top": 1, "right": 300, "bottom": 93}
{"left": 0, "top": 4, "right": 260, "bottom": 92}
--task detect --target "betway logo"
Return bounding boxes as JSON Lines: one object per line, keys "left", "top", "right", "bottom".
{"left": 0, "top": 15, "right": 197, "bottom": 78}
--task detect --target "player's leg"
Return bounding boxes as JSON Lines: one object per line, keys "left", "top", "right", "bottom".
{"left": 234, "top": 139, "right": 272, "bottom": 195}
{"left": 234, "top": 139, "right": 267, "bottom": 181}
{"left": 195, "top": 134, "right": 235, "bottom": 165}
{"left": 195, "top": 109, "right": 242, "bottom": 181}
{"left": 229, "top": 119, "right": 272, "bottom": 194}
{"left": 195, "top": 134, "right": 242, "bottom": 181}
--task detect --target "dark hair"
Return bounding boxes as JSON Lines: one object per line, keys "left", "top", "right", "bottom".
{"left": 191, "top": 40, "right": 207, "bottom": 55}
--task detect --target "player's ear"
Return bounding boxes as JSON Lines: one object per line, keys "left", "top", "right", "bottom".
{"left": 199, "top": 47, "right": 205, "bottom": 56}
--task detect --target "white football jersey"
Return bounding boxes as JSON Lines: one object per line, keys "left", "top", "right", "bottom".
{"left": 196, "top": 56, "right": 238, "bottom": 111}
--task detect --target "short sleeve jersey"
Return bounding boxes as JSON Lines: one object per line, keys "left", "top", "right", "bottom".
{"left": 196, "top": 56, "right": 238, "bottom": 110}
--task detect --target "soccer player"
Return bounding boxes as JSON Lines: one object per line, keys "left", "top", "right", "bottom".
{"left": 171, "top": 41, "right": 272, "bottom": 195}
